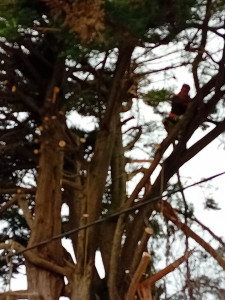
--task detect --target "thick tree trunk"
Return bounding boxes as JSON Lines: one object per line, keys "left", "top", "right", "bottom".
{"left": 70, "top": 268, "right": 92, "bottom": 300}
{"left": 27, "top": 117, "right": 65, "bottom": 299}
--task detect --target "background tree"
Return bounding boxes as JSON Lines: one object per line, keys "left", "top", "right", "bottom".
{"left": 0, "top": 0, "right": 225, "bottom": 299}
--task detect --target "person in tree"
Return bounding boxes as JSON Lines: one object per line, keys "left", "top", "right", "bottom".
{"left": 163, "top": 84, "right": 191, "bottom": 134}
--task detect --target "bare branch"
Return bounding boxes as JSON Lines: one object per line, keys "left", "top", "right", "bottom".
{"left": 0, "top": 195, "right": 18, "bottom": 214}
{"left": 126, "top": 252, "right": 151, "bottom": 300}
{"left": 192, "top": 216, "right": 225, "bottom": 247}
{"left": 0, "top": 188, "right": 35, "bottom": 214}
{"left": 0, "top": 187, "right": 35, "bottom": 195}
{"left": 192, "top": 0, "right": 213, "bottom": 90}
{"left": 0, "top": 241, "right": 73, "bottom": 278}
{"left": 62, "top": 179, "right": 83, "bottom": 191}
{"left": 0, "top": 290, "right": 41, "bottom": 300}
{"left": 121, "top": 116, "right": 135, "bottom": 126}
{"left": 158, "top": 201, "right": 225, "bottom": 271}
{"left": 124, "top": 127, "right": 142, "bottom": 151}
{"left": 137, "top": 250, "right": 194, "bottom": 300}
{"left": 130, "top": 230, "right": 153, "bottom": 276}
{"left": 127, "top": 159, "right": 153, "bottom": 164}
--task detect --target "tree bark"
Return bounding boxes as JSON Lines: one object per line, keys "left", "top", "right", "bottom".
{"left": 27, "top": 116, "right": 66, "bottom": 300}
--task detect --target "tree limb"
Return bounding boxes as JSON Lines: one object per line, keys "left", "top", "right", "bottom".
{"left": 126, "top": 252, "right": 151, "bottom": 300}
{"left": 124, "top": 127, "right": 142, "bottom": 151}
{"left": 137, "top": 250, "right": 194, "bottom": 300}
{"left": 158, "top": 201, "right": 225, "bottom": 271}
{"left": 0, "top": 195, "right": 18, "bottom": 214}
{"left": 13, "top": 88, "right": 41, "bottom": 115}
{"left": 0, "top": 187, "right": 35, "bottom": 195}
{"left": 0, "top": 241, "right": 74, "bottom": 278}
{"left": 0, "top": 290, "right": 41, "bottom": 300}
{"left": 192, "top": 216, "right": 225, "bottom": 247}
{"left": 192, "top": 0, "right": 212, "bottom": 90}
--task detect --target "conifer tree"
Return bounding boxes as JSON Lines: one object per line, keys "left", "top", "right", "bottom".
{"left": 0, "top": 0, "right": 225, "bottom": 299}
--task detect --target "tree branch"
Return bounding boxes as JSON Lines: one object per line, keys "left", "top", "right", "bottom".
{"left": 0, "top": 195, "right": 18, "bottom": 214}
{"left": 0, "top": 290, "right": 41, "bottom": 300}
{"left": 126, "top": 252, "right": 151, "bottom": 300}
{"left": 158, "top": 201, "right": 225, "bottom": 271}
{"left": 130, "top": 229, "right": 153, "bottom": 276}
{"left": 192, "top": 216, "right": 225, "bottom": 247}
{"left": 192, "top": 0, "right": 212, "bottom": 90}
{"left": 0, "top": 188, "right": 36, "bottom": 214}
{"left": 13, "top": 88, "right": 41, "bottom": 115}
{"left": 124, "top": 127, "right": 142, "bottom": 151}
{"left": 137, "top": 250, "right": 194, "bottom": 300}
{"left": 180, "top": 118, "right": 225, "bottom": 166}
{"left": 0, "top": 187, "right": 35, "bottom": 195}
{"left": 0, "top": 241, "right": 73, "bottom": 278}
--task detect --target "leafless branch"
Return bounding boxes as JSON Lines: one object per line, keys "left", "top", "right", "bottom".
{"left": 137, "top": 250, "right": 194, "bottom": 300}
{"left": 0, "top": 290, "right": 41, "bottom": 300}
{"left": 121, "top": 116, "right": 135, "bottom": 126}
{"left": 192, "top": 0, "right": 213, "bottom": 90}
{"left": 124, "top": 127, "right": 142, "bottom": 151}
{"left": 158, "top": 200, "right": 225, "bottom": 271}
{"left": 126, "top": 252, "right": 151, "bottom": 300}
{"left": 192, "top": 217, "right": 225, "bottom": 247}
{"left": 127, "top": 159, "right": 153, "bottom": 164}
{"left": 0, "top": 187, "right": 35, "bottom": 195}
{"left": 0, "top": 241, "right": 73, "bottom": 278}
{"left": 0, "top": 195, "right": 18, "bottom": 214}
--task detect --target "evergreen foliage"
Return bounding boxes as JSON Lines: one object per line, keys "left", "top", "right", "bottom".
{"left": 0, "top": 0, "right": 225, "bottom": 299}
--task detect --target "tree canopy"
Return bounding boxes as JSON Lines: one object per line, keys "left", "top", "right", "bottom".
{"left": 0, "top": 0, "right": 225, "bottom": 299}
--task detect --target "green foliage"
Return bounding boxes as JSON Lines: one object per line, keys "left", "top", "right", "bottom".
{"left": 0, "top": 0, "right": 197, "bottom": 51}
{"left": 0, "top": 207, "right": 30, "bottom": 246}
{"left": 143, "top": 89, "right": 173, "bottom": 107}
{"left": 105, "top": 0, "right": 150, "bottom": 38}
{"left": 212, "top": 0, "right": 225, "bottom": 14}
{"left": 150, "top": 218, "right": 161, "bottom": 235}
{"left": 105, "top": 0, "right": 196, "bottom": 43}
{"left": 0, "top": 207, "right": 30, "bottom": 284}
{"left": 66, "top": 87, "right": 105, "bottom": 117}
{"left": 204, "top": 198, "right": 221, "bottom": 210}
{"left": 0, "top": 0, "right": 42, "bottom": 39}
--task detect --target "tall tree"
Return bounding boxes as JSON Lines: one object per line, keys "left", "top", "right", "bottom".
{"left": 0, "top": 0, "right": 225, "bottom": 299}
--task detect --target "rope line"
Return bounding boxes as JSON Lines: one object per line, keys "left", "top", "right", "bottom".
{"left": 1, "top": 171, "right": 225, "bottom": 261}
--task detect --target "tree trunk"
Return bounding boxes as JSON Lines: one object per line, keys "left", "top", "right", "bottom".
{"left": 100, "top": 120, "right": 126, "bottom": 277}
{"left": 27, "top": 117, "right": 65, "bottom": 299}
{"left": 70, "top": 263, "right": 93, "bottom": 300}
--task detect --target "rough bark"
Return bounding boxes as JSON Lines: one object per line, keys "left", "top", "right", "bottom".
{"left": 27, "top": 115, "right": 66, "bottom": 300}
{"left": 69, "top": 45, "right": 134, "bottom": 300}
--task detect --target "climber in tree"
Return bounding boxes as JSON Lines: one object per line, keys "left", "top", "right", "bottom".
{"left": 163, "top": 84, "right": 191, "bottom": 134}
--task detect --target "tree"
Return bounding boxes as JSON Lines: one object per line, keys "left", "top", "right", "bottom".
{"left": 0, "top": 0, "right": 225, "bottom": 299}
